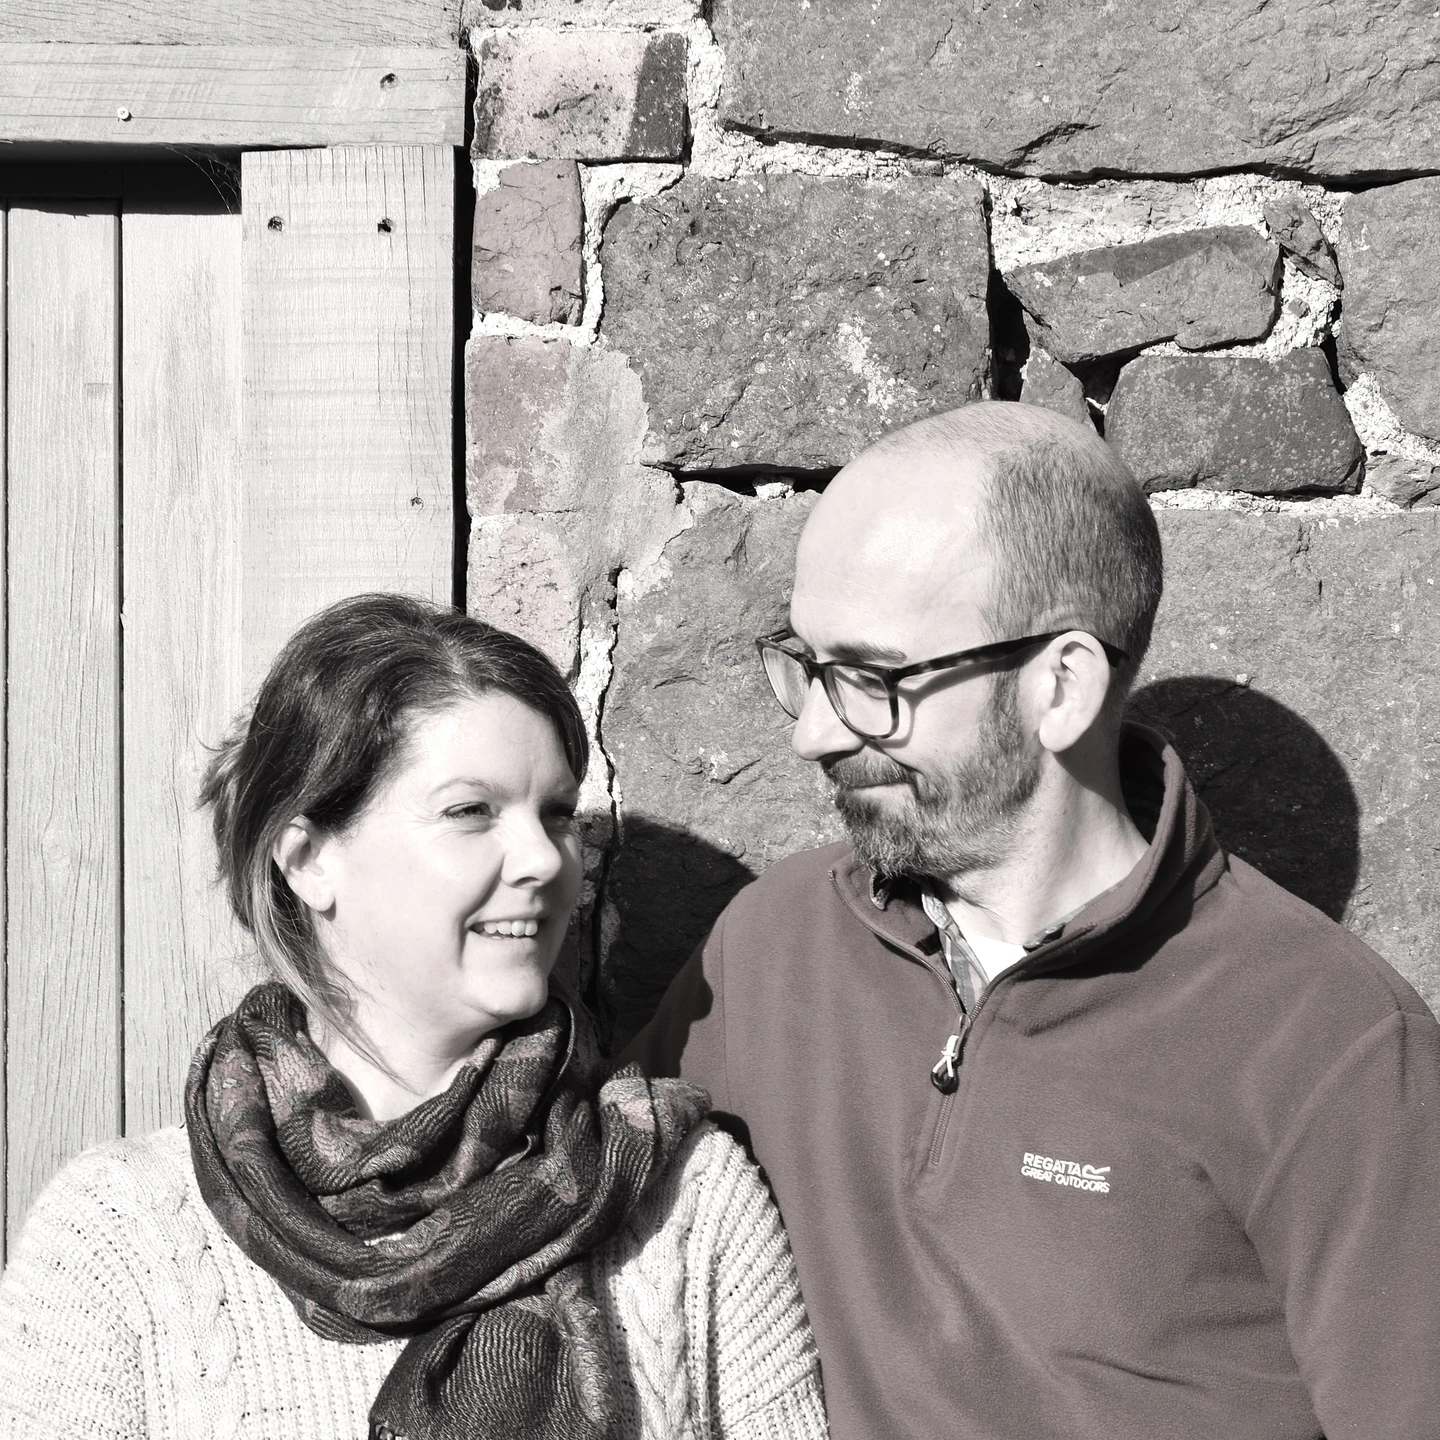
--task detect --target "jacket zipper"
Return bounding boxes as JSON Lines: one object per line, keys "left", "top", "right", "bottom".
{"left": 926, "top": 979, "right": 1010, "bottom": 1166}
{"left": 832, "top": 874, "right": 973, "bottom": 1172}
{"left": 930, "top": 1027, "right": 965, "bottom": 1092}
{"left": 931, "top": 972, "right": 1006, "bottom": 1090}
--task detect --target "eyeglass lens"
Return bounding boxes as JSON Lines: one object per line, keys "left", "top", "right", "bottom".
{"left": 760, "top": 646, "right": 810, "bottom": 719}
{"left": 761, "top": 648, "right": 894, "bottom": 737}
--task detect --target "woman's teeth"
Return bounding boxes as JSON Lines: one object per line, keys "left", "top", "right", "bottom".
{"left": 474, "top": 919, "right": 540, "bottom": 938}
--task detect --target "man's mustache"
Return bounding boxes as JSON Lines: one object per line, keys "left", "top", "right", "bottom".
{"left": 822, "top": 752, "right": 912, "bottom": 790}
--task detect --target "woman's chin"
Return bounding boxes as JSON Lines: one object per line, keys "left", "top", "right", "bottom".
{"left": 462, "top": 969, "right": 556, "bottom": 1034}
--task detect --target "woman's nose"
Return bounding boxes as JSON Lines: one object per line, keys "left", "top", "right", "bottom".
{"left": 500, "top": 813, "right": 569, "bottom": 887}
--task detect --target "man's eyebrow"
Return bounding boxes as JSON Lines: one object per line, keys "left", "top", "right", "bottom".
{"left": 824, "top": 639, "right": 910, "bottom": 665}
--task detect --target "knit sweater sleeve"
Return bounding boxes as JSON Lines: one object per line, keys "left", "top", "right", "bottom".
{"left": 594, "top": 1123, "right": 827, "bottom": 1440}
{"left": 684, "top": 1128, "right": 828, "bottom": 1440}
{"left": 0, "top": 1145, "right": 151, "bottom": 1438}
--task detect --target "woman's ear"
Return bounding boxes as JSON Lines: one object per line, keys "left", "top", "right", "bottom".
{"left": 271, "top": 817, "right": 336, "bottom": 914}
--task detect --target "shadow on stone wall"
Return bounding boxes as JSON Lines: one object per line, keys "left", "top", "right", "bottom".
{"left": 602, "top": 677, "right": 1364, "bottom": 1046}
{"left": 602, "top": 815, "right": 759, "bottom": 1050}
{"left": 1129, "top": 676, "right": 1359, "bottom": 922}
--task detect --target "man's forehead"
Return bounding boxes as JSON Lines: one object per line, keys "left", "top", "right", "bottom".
{"left": 791, "top": 444, "right": 991, "bottom": 625}
{"left": 790, "top": 516, "right": 993, "bottom": 661}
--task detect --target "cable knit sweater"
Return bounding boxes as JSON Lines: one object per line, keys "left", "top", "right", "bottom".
{"left": 0, "top": 1121, "right": 826, "bottom": 1440}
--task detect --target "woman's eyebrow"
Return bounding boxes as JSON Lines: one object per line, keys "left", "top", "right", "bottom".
{"left": 429, "top": 777, "right": 581, "bottom": 802}
{"left": 432, "top": 776, "right": 497, "bottom": 793}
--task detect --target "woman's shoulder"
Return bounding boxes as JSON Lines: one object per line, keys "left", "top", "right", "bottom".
{"left": 7, "top": 1126, "right": 199, "bottom": 1293}
{"left": 638, "top": 1120, "right": 791, "bottom": 1255}
{"left": 25, "top": 1124, "right": 194, "bottom": 1223}
{"left": 598, "top": 1117, "right": 804, "bottom": 1324}
{"left": 643, "top": 1119, "right": 767, "bottom": 1217}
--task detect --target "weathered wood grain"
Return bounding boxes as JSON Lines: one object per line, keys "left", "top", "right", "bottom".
{"left": 122, "top": 202, "right": 251, "bottom": 1136}
{"left": 0, "top": 208, "right": 8, "bottom": 1259}
{"left": 241, "top": 146, "right": 455, "bottom": 687}
{"left": 0, "top": 45, "right": 465, "bottom": 146}
{"left": 6, "top": 203, "right": 122, "bottom": 1244}
{"left": 0, "top": 0, "right": 458, "bottom": 46}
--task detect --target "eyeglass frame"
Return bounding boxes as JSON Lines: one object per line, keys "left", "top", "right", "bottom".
{"left": 754, "top": 628, "right": 1130, "bottom": 741}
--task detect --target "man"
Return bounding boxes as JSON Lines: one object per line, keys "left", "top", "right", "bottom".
{"left": 627, "top": 402, "right": 1440, "bottom": 1439}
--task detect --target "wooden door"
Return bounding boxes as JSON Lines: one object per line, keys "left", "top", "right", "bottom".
{"left": 0, "top": 148, "right": 455, "bottom": 1251}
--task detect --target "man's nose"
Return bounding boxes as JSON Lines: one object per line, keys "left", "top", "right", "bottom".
{"left": 791, "top": 676, "right": 864, "bottom": 762}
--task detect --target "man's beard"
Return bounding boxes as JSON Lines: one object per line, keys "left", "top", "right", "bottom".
{"left": 824, "top": 673, "right": 1042, "bottom": 883}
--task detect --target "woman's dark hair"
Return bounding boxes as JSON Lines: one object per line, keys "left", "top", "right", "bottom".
{"left": 199, "top": 593, "right": 588, "bottom": 1038}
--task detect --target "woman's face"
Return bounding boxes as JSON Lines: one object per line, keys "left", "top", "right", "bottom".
{"left": 301, "top": 691, "right": 584, "bottom": 1046}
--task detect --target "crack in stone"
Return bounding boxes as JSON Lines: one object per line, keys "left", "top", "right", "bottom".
{"left": 578, "top": 572, "right": 624, "bottom": 1031}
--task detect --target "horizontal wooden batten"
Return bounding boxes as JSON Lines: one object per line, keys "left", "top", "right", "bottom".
{"left": 0, "top": 44, "right": 465, "bottom": 146}
{"left": 0, "top": 0, "right": 459, "bottom": 48}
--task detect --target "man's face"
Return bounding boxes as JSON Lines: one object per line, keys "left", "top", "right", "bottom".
{"left": 787, "top": 451, "right": 1042, "bottom": 884}
{"left": 826, "top": 669, "right": 1041, "bottom": 881}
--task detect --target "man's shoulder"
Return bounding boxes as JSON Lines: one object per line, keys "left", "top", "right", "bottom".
{"left": 721, "top": 838, "right": 855, "bottom": 923}
{"left": 1208, "top": 852, "right": 1433, "bottom": 1024}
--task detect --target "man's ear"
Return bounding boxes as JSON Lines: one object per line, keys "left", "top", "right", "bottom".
{"left": 271, "top": 817, "right": 336, "bottom": 914}
{"left": 1033, "top": 633, "right": 1115, "bottom": 754}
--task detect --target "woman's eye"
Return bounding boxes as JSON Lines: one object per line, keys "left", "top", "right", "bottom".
{"left": 446, "top": 803, "right": 494, "bottom": 821}
{"left": 545, "top": 808, "right": 580, "bottom": 831}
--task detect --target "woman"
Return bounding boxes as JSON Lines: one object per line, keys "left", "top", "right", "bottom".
{"left": 0, "top": 594, "right": 826, "bottom": 1440}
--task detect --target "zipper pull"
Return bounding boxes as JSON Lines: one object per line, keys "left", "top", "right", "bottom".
{"left": 931, "top": 1032, "right": 962, "bottom": 1093}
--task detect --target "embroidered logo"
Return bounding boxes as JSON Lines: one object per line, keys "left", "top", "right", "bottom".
{"left": 1022, "top": 1151, "right": 1112, "bottom": 1194}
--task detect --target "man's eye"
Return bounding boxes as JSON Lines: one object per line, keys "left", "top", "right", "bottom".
{"left": 835, "top": 666, "right": 889, "bottom": 698}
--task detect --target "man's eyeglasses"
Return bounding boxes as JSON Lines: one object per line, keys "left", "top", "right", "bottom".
{"left": 754, "top": 629, "right": 1128, "bottom": 741}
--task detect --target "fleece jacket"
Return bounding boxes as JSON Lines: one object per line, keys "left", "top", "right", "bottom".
{"left": 626, "top": 726, "right": 1440, "bottom": 1440}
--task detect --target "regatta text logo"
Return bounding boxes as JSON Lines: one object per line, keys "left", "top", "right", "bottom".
{"left": 1021, "top": 1152, "right": 1112, "bottom": 1194}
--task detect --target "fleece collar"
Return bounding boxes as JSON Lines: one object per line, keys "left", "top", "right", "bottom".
{"left": 834, "top": 723, "right": 1225, "bottom": 973}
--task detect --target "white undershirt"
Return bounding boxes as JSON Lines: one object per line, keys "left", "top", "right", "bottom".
{"left": 920, "top": 888, "right": 1031, "bottom": 1005}
{"left": 960, "top": 928, "right": 1028, "bottom": 985}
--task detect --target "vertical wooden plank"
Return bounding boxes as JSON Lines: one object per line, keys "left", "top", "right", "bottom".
{"left": 241, "top": 146, "right": 453, "bottom": 687}
{"left": 6, "top": 203, "right": 121, "bottom": 1244}
{"left": 122, "top": 202, "right": 247, "bottom": 1134}
{"left": 0, "top": 204, "right": 9, "bottom": 1257}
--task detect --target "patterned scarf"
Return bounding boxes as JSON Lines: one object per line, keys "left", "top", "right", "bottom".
{"left": 185, "top": 982, "right": 708, "bottom": 1440}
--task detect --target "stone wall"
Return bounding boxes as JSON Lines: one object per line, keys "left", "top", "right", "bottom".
{"left": 464, "top": 0, "right": 1440, "bottom": 1039}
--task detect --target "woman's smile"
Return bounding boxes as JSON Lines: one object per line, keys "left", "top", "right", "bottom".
{"left": 470, "top": 916, "right": 543, "bottom": 939}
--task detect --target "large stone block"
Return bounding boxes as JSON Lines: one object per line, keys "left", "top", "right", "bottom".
{"left": 603, "top": 486, "right": 838, "bottom": 1039}
{"left": 602, "top": 173, "right": 991, "bottom": 471}
{"left": 466, "top": 336, "right": 679, "bottom": 671}
{"left": 1138, "top": 510, "right": 1440, "bottom": 1014}
{"left": 472, "top": 162, "right": 584, "bottom": 324}
{"left": 1005, "top": 227, "right": 1281, "bottom": 365}
{"left": 475, "top": 30, "right": 687, "bottom": 160}
{"left": 713, "top": 0, "right": 1440, "bottom": 179}
{"left": 1336, "top": 178, "right": 1440, "bottom": 443}
{"left": 1106, "top": 350, "right": 1362, "bottom": 494}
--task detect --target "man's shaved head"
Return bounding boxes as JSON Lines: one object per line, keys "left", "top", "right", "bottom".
{"left": 800, "top": 401, "right": 1162, "bottom": 695}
